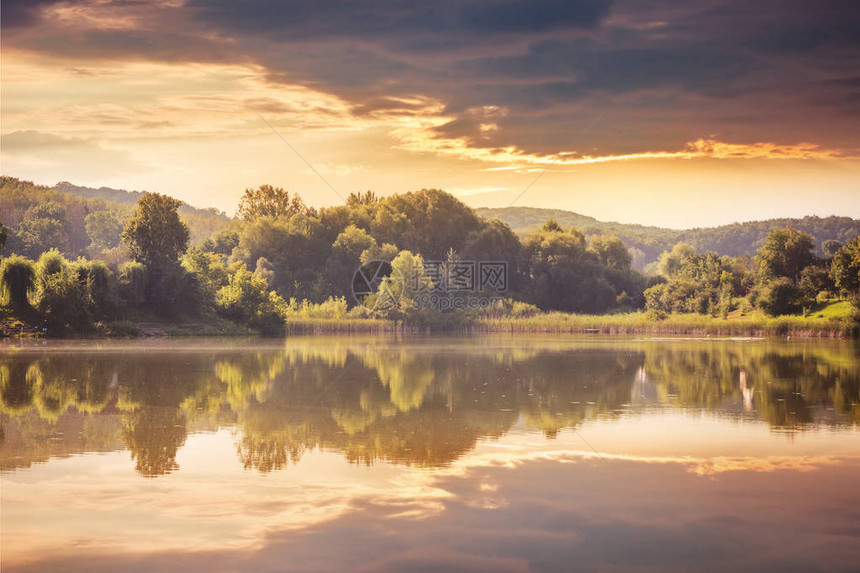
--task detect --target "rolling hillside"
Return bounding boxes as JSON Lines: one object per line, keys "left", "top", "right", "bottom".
{"left": 477, "top": 206, "right": 860, "bottom": 269}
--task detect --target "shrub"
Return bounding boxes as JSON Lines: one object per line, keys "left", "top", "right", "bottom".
{"left": 37, "top": 268, "right": 90, "bottom": 331}
{"left": 757, "top": 277, "right": 798, "bottom": 316}
{"left": 35, "top": 249, "right": 68, "bottom": 289}
{"left": 216, "top": 264, "right": 286, "bottom": 335}
{"left": 0, "top": 255, "right": 36, "bottom": 308}
{"left": 119, "top": 261, "right": 147, "bottom": 306}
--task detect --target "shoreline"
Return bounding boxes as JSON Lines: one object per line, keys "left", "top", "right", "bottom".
{"left": 2, "top": 313, "right": 856, "bottom": 340}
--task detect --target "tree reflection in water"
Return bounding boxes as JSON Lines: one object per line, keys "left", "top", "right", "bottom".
{"left": 1, "top": 338, "right": 858, "bottom": 476}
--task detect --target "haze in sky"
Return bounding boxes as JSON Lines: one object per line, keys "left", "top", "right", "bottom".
{"left": 2, "top": 0, "right": 858, "bottom": 227}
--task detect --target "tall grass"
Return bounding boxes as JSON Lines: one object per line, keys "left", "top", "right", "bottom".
{"left": 477, "top": 310, "right": 857, "bottom": 338}
{"left": 281, "top": 296, "right": 856, "bottom": 337}
{"left": 283, "top": 296, "right": 403, "bottom": 333}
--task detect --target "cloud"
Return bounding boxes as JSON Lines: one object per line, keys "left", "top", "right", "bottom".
{"left": 1, "top": 130, "right": 148, "bottom": 179}
{"left": 2, "top": 0, "right": 859, "bottom": 208}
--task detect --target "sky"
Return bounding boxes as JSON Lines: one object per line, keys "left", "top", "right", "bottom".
{"left": 1, "top": 0, "right": 859, "bottom": 228}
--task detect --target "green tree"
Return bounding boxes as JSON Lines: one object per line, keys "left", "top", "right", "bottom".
{"left": 237, "top": 184, "right": 307, "bottom": 221}
{"left": 17, "top": 202, "right": 72, "bottom": 256}
{"left": 121, "top": 193, "right": 190, "bottom": 269}
{"left": 85, "top": 210, "right": 125, "bottom": 250}
{"left": 522, "top": 225, "right": 615, "bottom": 313}
{"left": 370, "top": 250, "right": 435, "bottom": 320}
{"left": 35, "top": 251, "right": 90, "bottom": 331}
{"left": 119, "top": 261, "right": 147, "bottom": 306}
{"left": 0, "top": 255, "right": 36, "bottom": 308}
{"left": 216, "top": 264, "right": 286, "bottom": 335}
{"left": 830, "top": 236, "right": 860, "bottom": 296}
{"left": 372, "top": 189, "right": 483, "bottom": 260}
{"left": 0, "top": 223, "right": 8, "bottom": 254}
{"left": 325, "top": 225, "right": 378, "bottom": 300}
{"left": 757, "top": 228, "right": 815, "bottom": 284}
{"left": 589, "top": 235, "right": 632, "bottom": 271}
{"left": 462, "top": 218, "right": 524, "bottom": 293}
{"left": 234, "top": 214, "right": 327, "bottom": 300}
{"left": 757, "top": 277, "right": 798, "bottom": 316}
{"left": 657, "top": 243, "right": 698, "bottom": 279}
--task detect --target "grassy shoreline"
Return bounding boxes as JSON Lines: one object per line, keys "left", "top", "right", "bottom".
{"left": 3, "top": 309, "right": 857, "bottom": 339}
{"left": 282, "top": 310, "right": 857, "bottom": 338}
{"left": 475, "top": 312, "right": 856, "bottom": 338}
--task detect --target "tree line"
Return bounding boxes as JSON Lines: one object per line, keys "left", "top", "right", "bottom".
{"left": 1, "top": 179, "right": 859, "bottom": 334}
{"left": 478, "top": 206, "right": 860, "bottom": 269}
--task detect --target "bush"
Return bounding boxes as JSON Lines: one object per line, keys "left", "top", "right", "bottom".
{"left": 757, "top": 277, "right": 799, "bottom": 316}
{"left": 119, "top": 262, "right": 147, "bottom": 306}
{"left": 35, "top": 249, "right": 68, "bottom": 289}
{"left": 37, "top": 268, "right": 91, "bottom": 332}
{"left": 0, "top": 255, "right": 36, "bottom": 308}
{"left": 216, "top": 265, "right": 286, "bottom": 335}
{"left": 146, "top": 264, "right": 202, "bottom": 316}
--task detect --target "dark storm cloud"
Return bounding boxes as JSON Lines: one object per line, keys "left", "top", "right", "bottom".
{"left": 186, "top": 0, "right": 612, "bottom": 40}
{"left": 1, "top": 0, "right": 64, "bottom": 27}
{"left": 4, "top": 0, "right": 859, "bottom": 154}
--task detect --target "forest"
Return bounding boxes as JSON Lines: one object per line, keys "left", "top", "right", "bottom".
{"left": 478, "top": 206, "right": 860, "bottom": 269}
{"left": 1, "top": 176, "right": 859, "bottom": 336}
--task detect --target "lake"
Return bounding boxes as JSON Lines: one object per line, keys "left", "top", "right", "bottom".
{"left": 2, "top": 335, "right": 859, "bottom": 572}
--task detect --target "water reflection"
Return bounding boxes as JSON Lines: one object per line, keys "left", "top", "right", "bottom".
{"left": 1, "top": 337, "right": 858, "bottom": 476}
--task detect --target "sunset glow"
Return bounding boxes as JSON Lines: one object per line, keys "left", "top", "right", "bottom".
{"left": 2, "top": 1, "right": 858, "bottom": 226}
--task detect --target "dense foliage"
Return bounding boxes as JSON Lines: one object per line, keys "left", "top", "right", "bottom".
{"left": 0, "top": 177, "right": 229, "bottom": 260}
{"left": 2, "top": 177, "right": 859, "bottom": 334}
{"left": 478, "top": 206, "right": 860, "bottom": 269}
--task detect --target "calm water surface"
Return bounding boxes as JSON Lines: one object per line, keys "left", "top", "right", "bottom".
{"left": 2, "top": 335, "right": 859, "bottom": 572}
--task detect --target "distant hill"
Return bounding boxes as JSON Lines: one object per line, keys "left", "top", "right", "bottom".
{"left": 476, "top": 206, "right": 860, "bottom": 269}
{"left": 54, "top": 181, "right": 228, "bottom": 221}
{"left": 53, "top": 181, "right": 230, "bottom": 244}
{"left": 0, "top": 177, "right": 231, "bottom": 256}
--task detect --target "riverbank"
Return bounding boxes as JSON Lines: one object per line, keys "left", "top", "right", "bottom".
{"left": 477, "top": 311, "right": 856, "bottom": 338}
{"left": 3, "top": 308, "right": 857, "bottom": 339}
{"left": 282, "top": 308, "right": 857, "bottom": 338}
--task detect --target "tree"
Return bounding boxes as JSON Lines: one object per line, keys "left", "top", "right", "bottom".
{"left": 830, "top": 236, "right": 860, "bottom": 295}
{"left": 119, "top": 262, "right": 147, "bottom": 306}
{"left": 325, "top": 225, "right": 378, "bottom": 299}
{"left": 0, "top": 223, "right": 8, "bottom": 254}
{"left": 757, "top": 277, "right": 798, "bottom": 316}
{"left": 372, "top": 189, "right": 483, "bottom": 260}
{"left": 216, "top": 264, "right": 286, "bottom": 335}
{"left": 589, "top": 235, "right": 632, "bottom": 271}
{"left": 202, "top": 228, "right": 240, "bottom": 256}
{"left": 234, "top": 214, "right": 327, "bottom": 300}
{"left": 237, "top": 184, "right": 307, "bottom": 221}
{"left": 35, "top": 250, "right": 90, "bottom": 331}
{"left": 757, "top": 228, "right": 815, "bottom": 284}
{"left": 369, "top": 250, "right": 435, "bottom": 320}
{"left": 85, "top": 210, "right": 125, "bottom": 250}
{"left": 657, "top": 243, "right": 698, "bottom": 279}
{"left": 522, "top": 225, "right": 615, "bottom": 313}
{"left": 0, "top": 255, "right": 36, "bottom": 308}
{"left": 17, "top": 202, "right": 72, "bottom": 256}
{"left": 463, "top": 218, "right": 524, "bottom": 293}
{"left": 121, "top": 193, "right": 190, "bottom": 269}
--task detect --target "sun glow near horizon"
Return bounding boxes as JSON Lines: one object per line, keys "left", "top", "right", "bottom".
{"left": 1, "top": 2, "right": 859, "bottom": 227}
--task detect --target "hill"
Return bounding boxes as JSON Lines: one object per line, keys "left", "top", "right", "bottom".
{"left": 476, "top": 206, "right": 860, "bottom": 269}
{"left": 0, "top": 177, "right": 230, "bottom": 257}
{"left": 55, "top": 181, "right": 229, "bottom": 222}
